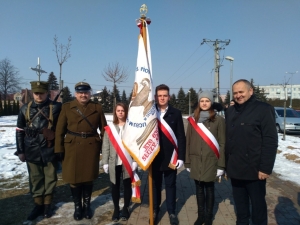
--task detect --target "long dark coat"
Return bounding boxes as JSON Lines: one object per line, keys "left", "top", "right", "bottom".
{"left": 184, "top": 115, "right": 225, "bottom": 182}
{"left": 225, "top": 95, "right": 278, "bottom": 180}
{"left": 55, "top": 99, "right": 107, "bottom": 184}
{"left": 152, "top": 105, "right": 186, "bottom": 171}
{"left": 16, "top": 99, "right": 61, "bottom": 163}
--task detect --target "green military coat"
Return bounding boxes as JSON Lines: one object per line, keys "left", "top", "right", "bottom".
{"left": 184, "top": 115, "right": 225, "bottom": 182}
{"left": 55, "top": 99, "right": 107, "bottom": 184}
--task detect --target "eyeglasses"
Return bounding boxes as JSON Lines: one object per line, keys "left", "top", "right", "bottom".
{"left": 33, "top": 92, "right": 46, "bottom": 95}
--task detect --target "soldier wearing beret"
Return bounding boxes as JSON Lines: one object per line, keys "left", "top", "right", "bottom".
{"left": 16, "top": 81, "right": 62, "bottom": 220}
{"left": 55, "top": 81, "right": 107, "bottom": 221}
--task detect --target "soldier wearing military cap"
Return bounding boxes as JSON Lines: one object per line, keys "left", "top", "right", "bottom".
{"left": 16, "top": 81, "right": 62, "bottom": 220}
{"left": 55, "top": 81, "right": 107, "bottom": 221}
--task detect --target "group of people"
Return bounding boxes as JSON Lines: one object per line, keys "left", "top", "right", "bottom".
{"left": 16, "top": 79, "right": 278, "bottom": 225}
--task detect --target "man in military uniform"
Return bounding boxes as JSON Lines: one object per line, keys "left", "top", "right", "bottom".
{"left": 16, "top": 81, "right": 62, "bottom": 220}
{"left": 55, "top": 82, "right": 107, "bottom": 221}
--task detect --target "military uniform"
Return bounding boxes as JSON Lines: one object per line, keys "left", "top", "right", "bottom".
{"left": 55, "top": 82, "right": 107, "bottom": 220}
{"left": 16, "top": 81, "right": 61, "bottom": 220}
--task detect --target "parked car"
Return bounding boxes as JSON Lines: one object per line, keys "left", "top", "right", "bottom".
{"left": 274, "top": 107, "right": 300, "bottom": 133}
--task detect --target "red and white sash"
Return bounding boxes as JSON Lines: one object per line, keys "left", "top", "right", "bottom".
{"left": 157, "top": 116, "right": 178, "bottom": 169}
{"left": 187, "top": 117, "right": 220, "bottom": 159}
{"left": 104, "top": 124, "right": 141, "bottom": 203}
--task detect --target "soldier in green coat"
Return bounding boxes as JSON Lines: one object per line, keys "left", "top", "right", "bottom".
{"left": 16, "top": 81, "right": 62, "bottom": 220}
{"left": 55, "top": 82, "right": 107, "bottom": 221}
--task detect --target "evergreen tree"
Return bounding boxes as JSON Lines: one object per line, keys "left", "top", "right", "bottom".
{"left": 100, "top": 86, "right": 112, "bottom": 113}
{"left": 62, "top": 86, "right": 73, "bottom": 103}
{"left": 224, "top": 90, "right": 231, "bottom": 105}
{"left": 112, "top": 84, "right": 121, "bottom": 106}
{"left": 250, "top": 79, "right": 268, "bottom": 102}
{"left": 121, "top": 90, "right": 128, "bottom": 105}
{"left": 176, "top": 87, "right": 186, "bottom": 113}
{"left": 188, "top": 88, "right": 198, "bottom": 113}
{"left": 47, "top": 72, "right": 59, "bottom": 90}
{"left": 7, "top": 100, "right": 12, "bottom": 115}
{"left": 169, "top": 94, "right": 177, "bottom": 107}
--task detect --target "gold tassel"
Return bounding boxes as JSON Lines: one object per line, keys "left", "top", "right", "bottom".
{"left": 168, "top": 163, "right": 176, "bottom": 170}
{"left": 131, "top": 197, "right": 141, "bottom": 203}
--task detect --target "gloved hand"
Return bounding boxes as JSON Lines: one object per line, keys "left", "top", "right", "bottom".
{"left": 131, "top": 162, "right": 138, "bottom": 171}
{"left": 186, "top": 168, "right": 190, "bottom": 172}
{"left": 176, "top": 160, "right": 184, "bottom": 169}
{"left": 103, "top": 164, "right": 109, "bottom": 174}
{"left": 217, "top": 169, "right": 224, "bottom": 177}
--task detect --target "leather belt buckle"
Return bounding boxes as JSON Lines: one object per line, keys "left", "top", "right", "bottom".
{"left": 81, "top": 132, "right": 87, "bottom": 138}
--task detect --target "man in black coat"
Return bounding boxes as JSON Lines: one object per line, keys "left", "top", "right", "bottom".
{"left": 16, "top": 81, "right": 61, "bottom": 220}
{"left": 152, "top": 84, "right": 186, "bottom": 225}
{"left": 225, "top": 79, "right": 278, "bottom": 225}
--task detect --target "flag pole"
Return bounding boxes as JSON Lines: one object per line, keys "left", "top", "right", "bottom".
{"left": 140, "top": 13, "right": 154, "bottom": 225}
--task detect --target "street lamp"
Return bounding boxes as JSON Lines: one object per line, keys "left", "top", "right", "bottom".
{"left": 285, "top": 71, "right": 298, "bottom": 108}
{"left": 225, "top": 56, "right": 234, "bottom": 101}
{"left": 188, "top": 91, "right": 191, "bottom": 115}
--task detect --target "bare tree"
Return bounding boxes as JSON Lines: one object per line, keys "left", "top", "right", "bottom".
{"left": 53, "top": 35, "right": 71, "bottom": 90}
{"left": 102, "top": 62, "right": 129, "bottom": 108}
{"left": 0, "top": 58, "right": 21, "bottom": 100}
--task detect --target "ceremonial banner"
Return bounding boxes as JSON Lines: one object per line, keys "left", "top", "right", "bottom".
{"left": 122, "top": 21, "right": 159, "bottom": 171}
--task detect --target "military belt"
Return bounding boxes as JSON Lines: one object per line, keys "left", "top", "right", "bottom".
{"left": 67, "top": 130, "right": 98, "bottom": 138}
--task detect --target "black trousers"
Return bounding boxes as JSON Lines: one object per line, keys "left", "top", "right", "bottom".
{"left": 152, "top": 169, "right": 177, "bottom": 215}
{"left": 231, "top": 178, "right": 267, "bottom": 225}
{"left": 111, "top": 165, "right": 132, "bottom": 209}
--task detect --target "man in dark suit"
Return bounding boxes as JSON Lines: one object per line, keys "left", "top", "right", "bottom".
{"left": 152, "top": 84, "right": 186, "bottom": 225}
{"left": 225, "top": 79, "right": 278, "bottom": 225}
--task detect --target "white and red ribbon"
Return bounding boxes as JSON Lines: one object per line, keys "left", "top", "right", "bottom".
{"left": 157, "top": 116, "right": 178, "bottom": 169}
{"left": 104, "top": 124, "right": 141, "bottom": 203}
{"left": 187, "top": 116, "right": 220, "bottom": 159}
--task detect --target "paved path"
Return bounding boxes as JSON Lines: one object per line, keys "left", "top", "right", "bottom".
{"left": 113, "top": 168, "right": 300, "bottom": 225}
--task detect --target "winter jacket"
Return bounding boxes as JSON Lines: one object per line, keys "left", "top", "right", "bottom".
{"left": 225, "top": 95, "right": 278, "bottom": 180}
{"left": 102, "top": 124, "right": 131, "bottom": 184}
{"left": 185, "top": 115, "right": 225, "bottom": 182}
{"left": 16, "top": 99, "right": 61, "bottom": 163}
{"left": 55, "top": 99, "right": 107, "bottom": 184}
{"left": 152, "top": 105, "right": 186, "bottom": 171}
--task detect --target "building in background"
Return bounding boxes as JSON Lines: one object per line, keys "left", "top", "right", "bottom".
{"left": 259, "top": 84, "right": 300, "bottom": 100}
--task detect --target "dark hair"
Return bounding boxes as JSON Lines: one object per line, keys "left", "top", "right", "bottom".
{"left": 155, "top": 84, "right": 170, "bottom": 95}
{"left": 113, "top": 103, "right": 128, "bottom": 124}
{"left": 233, "top": 79, "right": 253, "bottom": 90}
{"left": 193, "top": 103, "right": 216, "bottom": 122}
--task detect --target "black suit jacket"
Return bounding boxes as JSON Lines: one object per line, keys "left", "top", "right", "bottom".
{"left": 153, "top": 105, "right": 186, "bottom": 171}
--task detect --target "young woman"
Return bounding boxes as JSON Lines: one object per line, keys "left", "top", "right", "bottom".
{"left": 185, "top": 91, "right": 225, "bottom": 225}
{"left": 102, "top": 103, "right": 137, "bottom": 222}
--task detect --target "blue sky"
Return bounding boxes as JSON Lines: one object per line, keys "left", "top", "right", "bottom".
{"left": 1, "top": 0, "right": 300, "bottom": 96}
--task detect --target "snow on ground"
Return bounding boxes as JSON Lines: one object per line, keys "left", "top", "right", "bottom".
{"left": 1, "top": 115, "right": 300, "bottom": 185}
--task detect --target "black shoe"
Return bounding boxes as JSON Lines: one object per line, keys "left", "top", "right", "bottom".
{"left": 121, "top": 207, "right": 130, "bottom": 221}
{"left": 27, "top": 204, "right": 44, "bottom": 221}
{"left": 112, "top": 208, "right": 120, "bottom": 222}
{"left": 43, "top": 204, "right": 52, "bottom": 218}
{"left": 169, "top": 214, "right": 179, "bottom": 225}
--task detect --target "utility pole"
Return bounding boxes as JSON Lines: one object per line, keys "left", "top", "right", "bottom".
{"left": 201, "top": 39, "right": 230, "bottom": 102}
